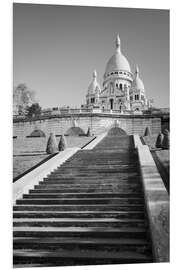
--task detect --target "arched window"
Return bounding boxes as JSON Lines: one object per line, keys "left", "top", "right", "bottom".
{"left": 120, "top": 84, "right": 122, "bottom": 90}
{"left": 91, "top": 97, "right": 95, "bottom": 103}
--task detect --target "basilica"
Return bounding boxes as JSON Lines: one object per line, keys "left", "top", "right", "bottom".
{"left": 85, "top": 35, "right": 152, "bottom": 114}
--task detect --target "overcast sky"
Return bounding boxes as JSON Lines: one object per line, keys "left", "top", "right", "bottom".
{"left": 13, "top": 3, "right": 169, "bottom": 108}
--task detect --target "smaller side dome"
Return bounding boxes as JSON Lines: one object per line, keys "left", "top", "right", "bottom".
{"left": 87, "top": 70, "right": 101, "bottom": 95}
{"left": 132, "top": 65, "right": 145, "bottom": 90}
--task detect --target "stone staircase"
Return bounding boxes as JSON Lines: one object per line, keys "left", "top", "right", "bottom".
{"left": 13, "top": 134, "right": 153, "bottom": 267}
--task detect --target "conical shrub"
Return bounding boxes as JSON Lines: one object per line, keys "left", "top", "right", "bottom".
{"left": 58, "top": 135, "right": 67, "bottom": 151}
{"left": 65, "top": 127, "right": 85, "bottom": 136}
{"left": 29, "top": 129, "right": 46, "bottom": 137}
{"left": 86, "top": 127, "right": 91, "bottom": 137}
{"left": 155, "top": 132, "right": 164, "bottom": 148}
{"left": 144, "top": 126, "right": 151, "bottom": 136}
{"left": 46, "top": 132, "right": 58, "bottom": 154}
{"left": 163, "top": 129, "right": 169, "bottom": 136}
{"left": 162, "top": 132, "right": 170, "bottom": 149}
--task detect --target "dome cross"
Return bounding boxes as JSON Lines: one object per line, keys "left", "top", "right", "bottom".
{"left": 93, "top": 70, "right": 97, "bottom": 79}
{"left": 135, "top": 65, "right": 139, "bottom": 75}
{"left": 115, "top": 34, "right": 121, "bottom": 53}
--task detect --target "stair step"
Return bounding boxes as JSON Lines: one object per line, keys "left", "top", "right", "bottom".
{"left": 42, "top": 178, "right": 141, "bottom": 183}
{"left": 50, "top": 172, "right": 140, "bottom": 177}
{"left": 24, "top": 192, "right": 143, "bottom": 199}
{"left": 55, "top": 168, "right": 139, "bottom": 172}
{"left": 13, "top": 211, "right": 145, "bottom": 219}
{"left": 43, "top": 180, "right": 140, "bottom": 185}
{"left": 58, "top": 164, "right": 138, "bottom": 167}
{"left": 53, "top": 170, "right": 139, "bottom": 174}
{"left": 13, "top": 226, "right": 148, "bottom": 238}
{"left": 13, "top": 249, "right": 152, "bottom": 261}
{"left": 30, "top": 187, "right": 141, "bottom": 193}
{"left": 64, "top": 159, "right": 138, "bottom": 162}
{"left": 16, "top": 198, "right": 144, "bottom": 205}
{"left": 35, "top": 183, "right": 141, "bottom": 189}
{"left": 13, "top": 204, "right": 145, "bottom": 211}
{"left": 13, "top": 238, "right": 151, "bottom": 252}
{"left": 14, "top": 236, "right": 149, "bottom": 246}
{"left": 13, "top": 218, "right": 146, "bottom": 228}
{"left": 60, "top": 164, "right": 139, "bottom": 168}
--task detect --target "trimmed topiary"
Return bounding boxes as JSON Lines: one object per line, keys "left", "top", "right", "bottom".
{"left": 162, "top": 132, "right": 170, "bottom": 149}
{"left": 46, "top": 132, "right": 58, "bottom": 154}
{"left": 144, "top": 127, "right": 151, "bottom": 136}
{"left": 28, "top": 129, "right": 46, "bottom": 138}
{"left": 108, "top": 127, "right": 127, "bottom": 136}
{"left": 65, "top": 126, "right": 85, "bottom": 136}
{"left": 58, "top": 135, "right": 67, "bottom": 151}
{"left": 86, "top": 127, "right": 91, "bottom": 137}
{"left": 162, "top": 129, "right": 169, "bottom": 136}
{"left": 155, "top": 132, "right": 164, "bottom": 148}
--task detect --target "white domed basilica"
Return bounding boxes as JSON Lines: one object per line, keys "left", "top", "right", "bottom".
{"left": 85, "top": 35, "right": 152, "bottom": 114}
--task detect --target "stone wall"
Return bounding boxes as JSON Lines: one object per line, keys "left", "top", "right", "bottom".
{"left": 13, "top": 114, "right": 161, "bottom": 138}
{"left": 161, "top": 117, "right": 169, "bottom": 132}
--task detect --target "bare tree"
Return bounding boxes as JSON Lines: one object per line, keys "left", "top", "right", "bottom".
{"left": 13, "top": 83, "right": 36, "bottom": 115}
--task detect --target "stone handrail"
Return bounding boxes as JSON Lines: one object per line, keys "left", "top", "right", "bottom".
{"left": 13, "top": 133, "right": 108, "bottom": 203}
{"left": 13, "top": 147, "right": 80, "bottom": 204}
{"left": 133, "top": 134, "right": 169, "bottom": 262}
{"left": 82, "top": 132, "right": 108, "bottom": 150}
{"left": 133, "top": 134, "right": 144, "bottom": 148}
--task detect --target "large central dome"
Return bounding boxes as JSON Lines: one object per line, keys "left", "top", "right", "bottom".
{"left": 105, "top": 35, "right": 131, "bottom": 75}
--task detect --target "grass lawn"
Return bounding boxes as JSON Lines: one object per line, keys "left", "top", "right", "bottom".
{"left": 13, "top": 136, "right": 94, "bottom": 179}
